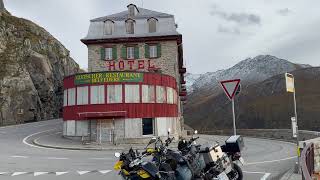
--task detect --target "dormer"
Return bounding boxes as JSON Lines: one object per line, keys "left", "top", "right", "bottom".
{"left": 127, "top": 4, "right": 139, "bottom": 17}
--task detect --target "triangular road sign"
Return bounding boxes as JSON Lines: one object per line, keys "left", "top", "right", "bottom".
{"left": 220, "top": 79, "right": 241, "bottom": 100}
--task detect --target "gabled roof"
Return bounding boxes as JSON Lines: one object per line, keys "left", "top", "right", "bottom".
{"left": 91, "top": 7, "right": 173, "bottom": 22}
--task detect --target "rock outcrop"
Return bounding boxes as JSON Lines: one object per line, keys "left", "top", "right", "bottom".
{"left": 0, "top": 11, "right": 80, "bottom": 125}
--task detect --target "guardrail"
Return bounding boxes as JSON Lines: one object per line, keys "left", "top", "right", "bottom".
{"left": 301, "top": 142, "right": 314, "bottom": 180}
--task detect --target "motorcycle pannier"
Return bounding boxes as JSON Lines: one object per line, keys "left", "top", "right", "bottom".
{"left": 225, "top": 135, "right": 244, "bottom": 152}
{"left": 200, "top": 144, "right": 224, "bottom": 164}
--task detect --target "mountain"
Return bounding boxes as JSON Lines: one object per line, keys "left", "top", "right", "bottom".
{"left": 185, "top": 73, "right": 201, "bottom": 92}
{"left": 0, "top": 9, "right": 80, "bottom": 125}
{"left": 186, "top": 55, "right": 310, "bottom": 107}
{"left": 184, "top": 55, "right": 318, "bottom": 131}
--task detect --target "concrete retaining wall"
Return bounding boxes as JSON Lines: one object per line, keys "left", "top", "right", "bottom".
{"left": 200, "top": 129, "right": 320, "bottom": 142}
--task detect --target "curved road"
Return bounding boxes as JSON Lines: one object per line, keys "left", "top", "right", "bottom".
{"left": 0, "top": 119, "right": 296, "bottom": 180}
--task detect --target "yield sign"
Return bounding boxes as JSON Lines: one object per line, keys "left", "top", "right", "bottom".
{"left": 220, "top": 79, "right": 241, "bottom": 100}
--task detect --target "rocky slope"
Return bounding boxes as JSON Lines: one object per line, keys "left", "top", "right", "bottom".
{"left": 0, "top": 9, "right": 80, "bottom": 125}
{"left": 184, "top": 56, "right": 319, "bottom": 131}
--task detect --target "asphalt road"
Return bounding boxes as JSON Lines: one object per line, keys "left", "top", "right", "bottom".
{"left": 0, "top": 119, "right": 296, "bottom": 180}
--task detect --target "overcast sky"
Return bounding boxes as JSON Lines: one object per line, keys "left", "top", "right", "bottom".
{"left": 4, "top": 0, "right": 320, "bottom": 74}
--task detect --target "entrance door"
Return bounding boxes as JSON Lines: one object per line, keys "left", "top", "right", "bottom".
{"left": 142, "top": 118, "right": 153, "bottom": 135}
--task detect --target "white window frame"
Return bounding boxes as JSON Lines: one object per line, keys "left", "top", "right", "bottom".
{"left": 67, "top": 88, "right": 76, "bottom": 106}
{"left": 167, "top": 87, "right": 174, "bottom": 104}
{"left": 156, "top": 86, "right": 166, "bottom": 103}
{"left": 63, "top": 90, "right": 68, "bottom": 106}
{"left": 148, "top": 18, "right": 157, "bottom": 33}
{"left": 127, "top": 46, "right": 134, "bottom": 59}
{"left": 105, "top": 47, "right": 113, "bottom": 60}
{"left": 142, "top": 85, "right": 155, "bottom": 103}
{"left": 104, "top": 20, "right": 114, "bottom": 35}
{"left": 149, "top": 45, "right": 157, "bottom": 58}
{"left": 107, "top": 85, "right": 123, "bottom": 103}
{"left": 77, "top": 86, "right": 88, "bottom": 105}
{"left": 125, "top": 84, "right": 140, "bottom": 103}
{"left": 126, "top": 20, "right": 135, "bottom": 34}
{"left": 90, "top": 85, "right": 105, "bottom": 104}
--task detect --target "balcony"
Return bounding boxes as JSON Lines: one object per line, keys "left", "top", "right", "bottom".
{"left": 179, "top": 67, "right": 186, "bottom": 74}
{"left": 179, "top": 91, "right": 187, "bottom": 96}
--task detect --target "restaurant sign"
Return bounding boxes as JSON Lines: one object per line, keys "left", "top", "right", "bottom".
{"left": 75, "top": 72, "right": 144, "bottom": 85}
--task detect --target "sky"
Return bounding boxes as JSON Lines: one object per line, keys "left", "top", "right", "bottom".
{"left": 4, "top": 0, "right": 320, "bottom": 74}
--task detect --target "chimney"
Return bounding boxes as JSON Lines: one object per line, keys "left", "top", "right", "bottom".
{"left": 127, "top": 4, "right": 137, "bottom": 17}
{"left": 0, "top": 0, "right": 4, "bottom": 11}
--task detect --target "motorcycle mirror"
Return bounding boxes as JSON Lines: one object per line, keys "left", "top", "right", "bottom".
{"left": 168, "top": 128, "right": 171, "bottom": 133}
{"left": 148, "top": 137, "right": 157, "bottom": 145}
{"left": 194, "top": 130, "right": 198, "bottom": 135}
{"left": 114, "top": 152, "right": 121, "bottom": 158}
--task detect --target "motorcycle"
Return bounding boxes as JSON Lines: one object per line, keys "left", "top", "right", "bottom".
{"left": 178, "top": 131, "right": 244, "bottom": 180}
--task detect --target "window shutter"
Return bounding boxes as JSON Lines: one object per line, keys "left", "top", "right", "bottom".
{"left": 121, "top": 46, "right": 127, "bottom": 59}
{"left": 134, "top": 46, "right": 139, "bottom": 59}
{"left": 100, "top": 47, "right": 105, "bottom": 60}
{"left": 112, "top": 46, "right": 117, "bottom": 59}
{"left": 157, "top": 43, "right": 161, "bottom": 58}
{"left": 145, "top": 44, "right": 149, "bottom": 58}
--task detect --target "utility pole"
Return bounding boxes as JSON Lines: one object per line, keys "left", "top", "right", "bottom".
{"left": 0, "top": 0, "right": 4, "bottom": 11}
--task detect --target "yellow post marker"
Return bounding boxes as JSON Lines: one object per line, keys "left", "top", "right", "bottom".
{"left": 285, "top": 73, "right": 300, "bottom": 173}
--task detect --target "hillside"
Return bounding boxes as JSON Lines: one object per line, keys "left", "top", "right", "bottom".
{"left": 0, "top": 9, "right": 80, "bottom": 125}
{"left": 184, "top": 56, "right": 319, "bottom": 131}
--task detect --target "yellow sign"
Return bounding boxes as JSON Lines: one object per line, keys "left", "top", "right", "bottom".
{"left": 75, "top": 72, "right": 144, "bottom": 85}
{"left": 285, "top": 73, "right": 295, "bottom": 93}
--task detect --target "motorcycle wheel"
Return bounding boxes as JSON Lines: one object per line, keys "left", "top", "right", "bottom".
{"left": 233, "top": 163, "right": 243, "bottom": 180}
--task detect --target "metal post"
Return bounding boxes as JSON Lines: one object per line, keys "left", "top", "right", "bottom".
{"left": 232, "top": 98, "right": 236, "bottom": 136}
{"left": 294, "top": 88, "right": 300, "bottom": 174}
{"left": 99, "top": 119, "right": 102, "bottom": 144}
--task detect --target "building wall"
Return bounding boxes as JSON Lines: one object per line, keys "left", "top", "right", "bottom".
{"left": 87, "top": 41, "right": 179, "bottom": 79}
{"left": 85, "top": 17, "right": 178, "bottom": 40}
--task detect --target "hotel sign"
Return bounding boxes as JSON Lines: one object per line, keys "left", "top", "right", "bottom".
{"left": 75, "top": 72, "right": 144, "bottom": 85}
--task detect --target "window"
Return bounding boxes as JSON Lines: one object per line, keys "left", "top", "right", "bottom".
{"left": 148, "top": 18, "right": 157, "bottom": 33}
{"left": 126, "top": 19, "right": 135, "bottom": 34}
{"left": 77, "top": 86, "right": 88, "bottom": 105}
{"left": 127, "top": 46, "right": 134, "bottom": 59}
{"left": 107, "top": 85, "right": 122, "bottom": 103}
{"left": 156, "top": 86, "right": 166, "bottom": 103}
{"left": 142, "top": 85, "right": 155, "bottom": 103}
{"left": 90, "top": 85, "right": 105, "bottom": 104}
{"left": 67, "top": 88, "right": 75, "bottom": 106}
{"left": 125, "top": 85, "right": 140, "bottom": 103}
{"left": 149, "top": 45, "right": 157, "bottom": 58}
{"left": 167, "top": 87, "right": 174, "bottom": 104}
{"left": 128, "top": 5, "right": 136, "bottom": 17}
{"left": 63, "top": 90, "right": 67, "bottom": 106}
{"left": 104, "top": 20, "right": 114, "bottom": 35}
{"left": 173, "top": 90, "right": 177, "bottom": 104}
{"left": 105, "top": 48, "right": 113, "bottom": 60}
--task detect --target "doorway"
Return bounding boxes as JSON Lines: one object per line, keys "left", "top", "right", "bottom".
{"left": 142, "top": 118, "right": 154, "bottom": 135}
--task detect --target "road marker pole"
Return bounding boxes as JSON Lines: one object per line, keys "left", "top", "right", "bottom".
{"left": 232, "top": 98, "right": 236, "bottom": 136}
{"left": 285, "top": 73, "right": 300, "bottom": 174}
{"left": 220, "top": 79, "right": 241, "bottom": 136}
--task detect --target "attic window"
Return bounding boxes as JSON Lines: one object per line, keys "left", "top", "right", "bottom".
{"left": 126, "top": 19, "right": 135, "bottom": 34}
{"left": 148, "top": 18, "right": 158, "bottom": 33}
{"left": 104, "top": 20, "right": 114, "bottom": 35}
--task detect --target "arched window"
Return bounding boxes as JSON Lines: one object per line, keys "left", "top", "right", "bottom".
{"left": 148, "top": 18, "right": 158, "bottom": 33}
{"left": 126, "top": 19, "right": 135, "bottom": 34}
{"left": 104, "top": 20, "right": 114, "bottom": 35}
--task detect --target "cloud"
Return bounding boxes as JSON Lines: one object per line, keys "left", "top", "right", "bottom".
{"left": 277, "top": 8, "right": 291, "bottom": 16}
{"left": 210, "top": 6, "right": 261, "bottom": 26}
{"left": 217, "top": 25, "right": 240, "bottom": 34}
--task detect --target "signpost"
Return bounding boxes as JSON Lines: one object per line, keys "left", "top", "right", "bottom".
{"left": 285, "top": 73, "right": 300, "bottom": 173}
{"left": 220, "top": 79, "right": 241, "bottom": 136}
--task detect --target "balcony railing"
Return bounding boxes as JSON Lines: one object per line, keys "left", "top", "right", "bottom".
{"left": 301, "top": 143, "right": 314, "bottom": 180}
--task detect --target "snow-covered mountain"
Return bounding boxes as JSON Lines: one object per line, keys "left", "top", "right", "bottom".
{"left": 187, "top": 55, "right": 310, "bottom": 94}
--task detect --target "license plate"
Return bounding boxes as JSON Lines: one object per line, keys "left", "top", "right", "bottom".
{"left": 217, "top": 172, "right": 229, "bottom": 180}
{"left": 239, "top": 157, "right": 245, "bottom": 165}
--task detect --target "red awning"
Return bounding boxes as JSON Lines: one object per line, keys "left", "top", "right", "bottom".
{"left": 78, "top": 111, "right": 127, "bottom": 119}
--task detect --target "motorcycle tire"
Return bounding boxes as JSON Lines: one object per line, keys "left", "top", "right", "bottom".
{"left": 233, "top": 163, "right": 243, "bottom": 180}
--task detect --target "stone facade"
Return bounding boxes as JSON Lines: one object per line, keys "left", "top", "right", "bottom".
{"left": 88, "top": 41, "right": 179, "bottom": 80}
